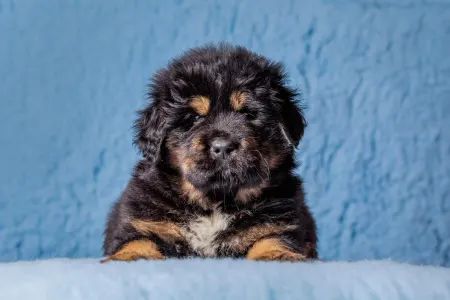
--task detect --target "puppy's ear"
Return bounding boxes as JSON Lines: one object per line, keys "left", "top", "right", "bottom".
{"left": 266, "top": 62, "right": 306, "bottom": 148}
{"left": 278, "top": 88, "right": 307, "bottom": 148}
{"left": 133, "top": 101, "right": 167, "bottom": 164}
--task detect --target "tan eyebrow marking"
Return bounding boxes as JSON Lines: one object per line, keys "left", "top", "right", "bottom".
{"left": 230, "top": 91, "right": 248, "bottom": 111}
{"left": 190, "top": 96, "right": 210, "bottom": 115}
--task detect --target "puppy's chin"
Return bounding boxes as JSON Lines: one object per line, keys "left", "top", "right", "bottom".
{"left": 184, "top": 166, "right": 265, "bottom": 192}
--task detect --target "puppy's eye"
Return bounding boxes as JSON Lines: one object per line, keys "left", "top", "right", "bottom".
{"left": 244, "top": 111, "right": 257, "bottom": 121}
{"left": 194, "top": 115, "right": 204, "bottom": 122}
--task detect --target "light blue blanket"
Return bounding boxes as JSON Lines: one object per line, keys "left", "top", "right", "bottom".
{"left": 1, "top": 259, "right": 449, "bottom": 300}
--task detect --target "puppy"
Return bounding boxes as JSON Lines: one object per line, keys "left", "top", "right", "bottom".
{"left": 102, "top": 43, "right": 318, "bottom": 262}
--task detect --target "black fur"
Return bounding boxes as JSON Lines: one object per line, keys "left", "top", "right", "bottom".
{"left": 103, "top": 43, "right": 317, "bottom": 260}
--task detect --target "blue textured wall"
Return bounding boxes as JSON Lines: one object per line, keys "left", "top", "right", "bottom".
{"left": 0, "top": 0, "right": 449, "bottom": 266}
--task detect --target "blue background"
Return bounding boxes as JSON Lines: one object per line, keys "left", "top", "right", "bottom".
{"left": 0, "top": 0, "right": 449, "bottom": 266}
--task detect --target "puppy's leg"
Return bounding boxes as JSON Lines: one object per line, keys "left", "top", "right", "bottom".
{"left": 246, "top": 238, "right": 307, "bottom": 261}
{"left": 102, "top": 218, "right": 186, "bottom": 263}
{"left": 101, "top": 239, "right": 165, "bottom": 263}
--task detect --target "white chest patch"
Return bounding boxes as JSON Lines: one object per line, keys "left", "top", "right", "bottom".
{"left": 184, "top": 211, "right": 232, "bottom": 257}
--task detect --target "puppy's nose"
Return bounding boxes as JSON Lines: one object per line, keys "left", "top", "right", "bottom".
{"left": 210, "top": 138, "right": 237, "bottom": 159}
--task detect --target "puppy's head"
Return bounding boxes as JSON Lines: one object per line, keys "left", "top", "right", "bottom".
{"left": 134, "top": 44, "right": 306, "bottom": 193}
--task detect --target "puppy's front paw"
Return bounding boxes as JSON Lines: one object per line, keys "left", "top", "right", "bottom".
{"left": 247, "top": 238, "right": 306, "bottom": 262}
{"left": 100, "top": 240, "right": 165, "bottom": 263}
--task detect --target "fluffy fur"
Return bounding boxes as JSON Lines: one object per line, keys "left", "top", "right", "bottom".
{"left": 102, "top": 43, "right": 318, "bottom": 262}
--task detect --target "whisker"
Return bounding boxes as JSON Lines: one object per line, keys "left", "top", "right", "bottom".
{"left": 251, "top": 150, "right": 271, "bottom": 180}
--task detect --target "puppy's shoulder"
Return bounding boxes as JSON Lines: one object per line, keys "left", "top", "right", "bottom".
{"left": 111, "top": 160, "right": 180, "bottom": 218}
{"left": 266, "top": 173, "right": 305, "bottom": 201}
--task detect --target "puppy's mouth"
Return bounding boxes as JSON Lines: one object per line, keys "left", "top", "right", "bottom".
{"left": 185, "top": 168, "right": 267, "bottom": 191}
{"left": 183, "top": 160, "right": 266, "bottom": 192}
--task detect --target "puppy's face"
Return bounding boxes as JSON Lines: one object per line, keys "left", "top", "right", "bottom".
{"left": 135, "top": 45, "right": 306, "bottom": 194}
{"left": 167, "top": 91, "right": 285, "bottom": 191}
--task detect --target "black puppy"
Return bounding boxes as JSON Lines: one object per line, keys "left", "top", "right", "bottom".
{"left": 102, "top": 43, "right": 318, "bottom": 262}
